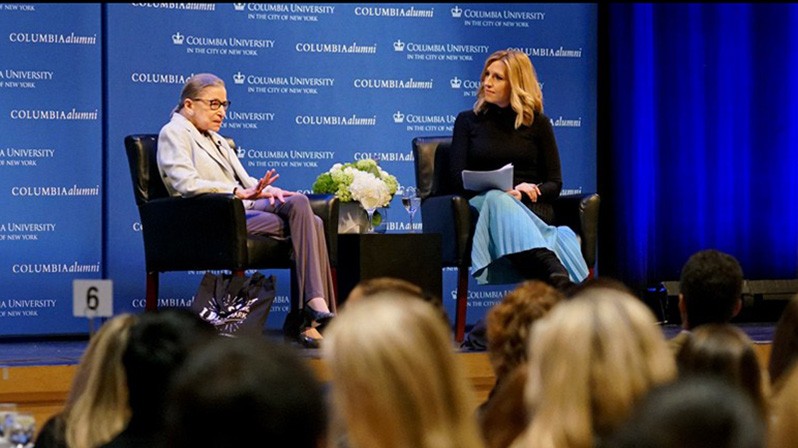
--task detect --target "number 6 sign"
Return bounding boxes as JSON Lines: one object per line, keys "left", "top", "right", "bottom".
{"left": 73, "top": 279, "right": 113, "bottom": 317}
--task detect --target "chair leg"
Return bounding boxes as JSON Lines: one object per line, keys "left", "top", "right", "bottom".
{"left": 282, "top": 266, "right": 303, "bottom": 340}
{"left": 331, "top": 267, "right": 338, "bottom": 305}
{"left": 455, "top": 267, "right": 469, "bottom": 343}
{"left": 145, "top": 271, "right": 159, "bottom": 311}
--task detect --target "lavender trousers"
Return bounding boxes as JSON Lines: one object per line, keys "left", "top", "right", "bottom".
{"left": 245, "top": 194, "right": 336, "bottom": 312}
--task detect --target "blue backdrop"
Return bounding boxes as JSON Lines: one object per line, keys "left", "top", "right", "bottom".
{"left": 1, "top": 3, "right": 597, "bottom": 336}
{"left": 603, "top": 3, "right": 798, "bottom": 293}
{"left": 0, "top": 3, "right": 102, "bottom": 336}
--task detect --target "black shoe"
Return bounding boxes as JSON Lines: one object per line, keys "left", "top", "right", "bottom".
{"left": 296, "top": 331, "right": 321, "bottom": 349}
{"left": 549, "top": 273, "right": 576, "bottom": 293}
{"left": 303, "top": 306, "right": 335, "bottom": 328}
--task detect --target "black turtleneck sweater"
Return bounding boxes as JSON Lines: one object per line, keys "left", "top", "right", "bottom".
{"left": 448, "top": 104, "right": 563, "bottom": 224}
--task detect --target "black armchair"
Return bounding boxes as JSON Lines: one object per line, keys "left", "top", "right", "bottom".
{"left": 124, "top": 134, "right": 339, "bottom": 315}
{"left": 412, "top": 136, "right": 600, "bottom": 342}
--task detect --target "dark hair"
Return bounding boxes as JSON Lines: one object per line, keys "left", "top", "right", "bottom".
{"left": 607, "top": 377, "right": 765, "bottom": 448}
{"left": 122, "top": 308, "right": 216, "bottom": 425}
{"left": 166, "top": 336, "right": 326, "bottom": 448}
{"left": 676, "top": 324, "right": 766, "bottom": 417}
{"left": 769, "top": 293, "right": 798, "bottom": 389}
{"left": 679, "top": 249, "right": 743, "bottom": 328}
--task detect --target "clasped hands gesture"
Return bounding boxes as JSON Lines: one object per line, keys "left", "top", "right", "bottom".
{"left": 508, "top": 182, "right": 542, "bottom": 202}
{"left": 234, "top": 169, "right": 296, "bottom": 205}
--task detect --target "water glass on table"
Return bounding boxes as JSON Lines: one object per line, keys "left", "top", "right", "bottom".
{"left": 401, "top": 186, "right": 421, "bottom": 232}
{"left": 7, "top": 412, "right": 34, "bottom": 448}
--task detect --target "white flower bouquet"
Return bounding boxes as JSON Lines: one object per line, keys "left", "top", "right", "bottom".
{"left": 312, "top": 158, "right": 399, "bottom": 209}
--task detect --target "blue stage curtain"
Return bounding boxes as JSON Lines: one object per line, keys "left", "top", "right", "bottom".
{"left": 603, "top": 4, "right": 798, "bottom": 291}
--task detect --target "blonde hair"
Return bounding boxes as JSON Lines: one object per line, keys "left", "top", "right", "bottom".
{"left": 324, "top": 295, "right": 484, "bottom": 448}
{"left": 65, "top": 313, "right": 137, "bottom": 448}
{"left": 474, "top": 49, "right": 543, "bottom": 129}
{"left": 516, "top": 288, "right": 676, "bottom": 448}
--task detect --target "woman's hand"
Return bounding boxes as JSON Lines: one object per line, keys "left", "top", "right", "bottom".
{"left": 233, "top": 169, "right": 280, "bottom": 200}
{"left": 257, "top": 186, "right": 296, "bottom": 205}
{"left": 510, "top": 182, "right": 541, "bottom": 202}
{"left": 256, "top": 169, "right": 279, "bottom": 192}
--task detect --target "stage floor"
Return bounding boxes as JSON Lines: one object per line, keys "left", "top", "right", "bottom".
{"left": 0, "top": 323, "right": 776, "bottom": 368}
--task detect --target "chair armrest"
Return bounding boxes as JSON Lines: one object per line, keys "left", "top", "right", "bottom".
{"left": 138, "top": 194, "right": 249, "bottom": 270}
{"left": 553, "top": 193, "right": 600, "bottom": 268}
{"left": 306, "top": 193, "right": 339, "bottom": 267}
{"left": 420, "top": 194, "right": 475, "bottom": 266}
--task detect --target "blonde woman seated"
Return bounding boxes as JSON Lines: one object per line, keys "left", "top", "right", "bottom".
{"left": 323, "top": 293, "right": 485, "bottom": 448}
{"left": 511, "top": 287, "right": 677, "bottom": 448}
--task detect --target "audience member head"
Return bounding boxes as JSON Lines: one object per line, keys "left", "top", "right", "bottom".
{"left": 475, "top": 49, "right": 542, "bottom": 128}
{"left": 122, "top": 308, "right": 216, "bottom": 428}
{"left": 676, "top": 324, "right": 768, "bottom": 417}
{"left": 768, "top": 293, "right": 798, "bottom": 392}
{"left": 344, "top": 276, "right": 450, "bottom": 332}
{"left": 678, "top": 249, "right": 743, "bottom": 330}
{"left": 165, "top": 336, "right": 326, "bottom": 448}
{"left": 61, "top": 313, "right": 137, "bottom": 448}
{"left": 486, "top": 280, "right": 563, "bottom": 381}
{"left": 324, "top": 294, "right": 483, "bottom": 448}
{"left": 607, "top": 377, "right": 765, "bottom": 448}
{"left": 519, "top": 287, "right": 676, "bottom": 448}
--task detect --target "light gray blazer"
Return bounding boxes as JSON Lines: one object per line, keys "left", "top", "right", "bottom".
{"left": 157, "top": 113, "right": 256, "bottom": 197}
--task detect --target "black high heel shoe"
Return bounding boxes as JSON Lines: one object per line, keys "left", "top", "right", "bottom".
{"left": 295, "top": 328, "right": 322, "bottom": 349}
{"left": 302, "top": 306, "right": 335, "bottom": 328}
{"left": 283, "top": 312, "right": 323, "bottom": 349}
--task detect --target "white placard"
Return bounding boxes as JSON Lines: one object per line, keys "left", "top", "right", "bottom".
{"left": 73, "top": 279, "right": 113, "bottom": 317}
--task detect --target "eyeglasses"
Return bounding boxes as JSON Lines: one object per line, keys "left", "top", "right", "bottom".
{"left": 192, "top": 98, "right": 231, "bottom": 110}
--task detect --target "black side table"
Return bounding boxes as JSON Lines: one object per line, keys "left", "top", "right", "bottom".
{"left": 336, "top": 233, "right": 442, "bottom": 307}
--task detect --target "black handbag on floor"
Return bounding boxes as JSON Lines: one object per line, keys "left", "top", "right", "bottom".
{"left": 191, "top": 272, "right": 276, "bottom": 337}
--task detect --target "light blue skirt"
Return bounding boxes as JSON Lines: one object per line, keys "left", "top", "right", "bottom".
{"left": 469, "top": 190, "right": 589, "bottom": 285}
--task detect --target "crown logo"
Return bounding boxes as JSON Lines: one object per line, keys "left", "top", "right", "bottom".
{"left": 171, "top": 32, "right": 184, "bottom": 45}
{"left": 393, "top": 111, "right": 405, "bottom": 123}
{"left": 450, "top": 6, "right": 462, "bottom": 17}
{"left": 233, "top": 3, "right": 246, "bottom": 11}
{"left": 450, "top": 76, "right": 462, "bottom": 89}
{"left": 233, "top": 71, "right": 245, "bottom": 84}
{"left": 393, "top": 39, "right": 405, "bottom": 52}
{"left": 237, "top": 146, "right": 246, "bottom": 158}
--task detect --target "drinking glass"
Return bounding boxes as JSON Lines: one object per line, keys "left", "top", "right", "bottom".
{"left": 401, "top": 186, "right": 421, "bottom": 232}
{"left": 364, "top": 207, "right": 377, "bottom": 233}
{"left": 6, "top": 412, "right": 34, "bottom": 448}
{"left": 358, "top": 197, "right": 382, "bottom": 233}
{"left": 0, "top": 403, "right": 17, "bottom": 442}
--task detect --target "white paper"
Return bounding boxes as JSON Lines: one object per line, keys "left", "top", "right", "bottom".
{"left": 462, "top": 163, "right": 514, "bottom": 192}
